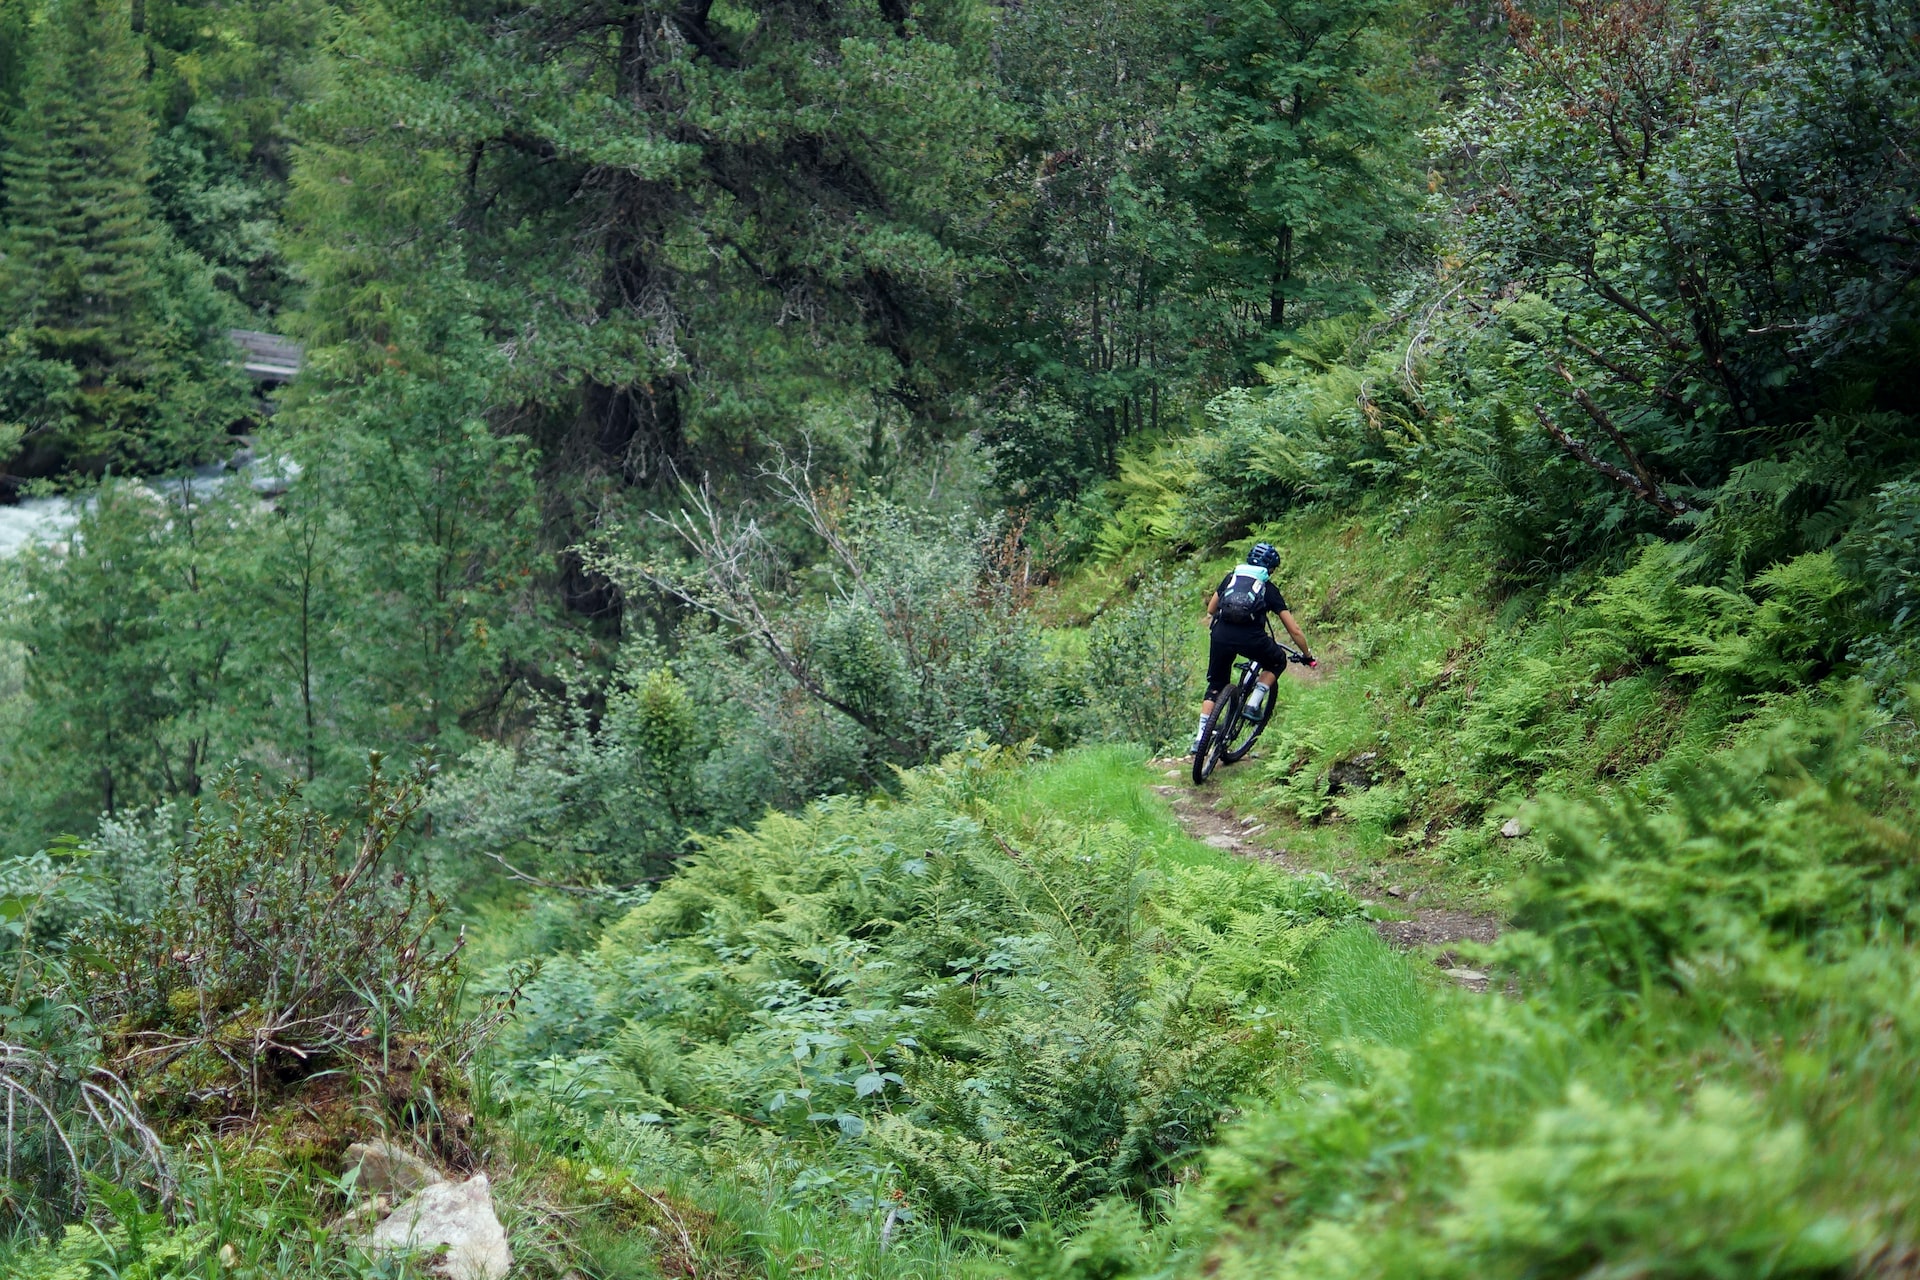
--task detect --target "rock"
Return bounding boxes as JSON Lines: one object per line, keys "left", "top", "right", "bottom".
{"left": 1327, "top": 756, "right": 1376, "bottom": 794}
{"left": 344, "top": 1140, "right": 445, "bottom": 1197}
{"left": 1444, "top": 968, "right": 1489, "bottom": 983}
{"left": 1500, "top": 817, "right": 1525, "bottom": 838}
{"left": 1385, "top": 885, "right": 1405, "bottom": 899}
{"left": 334, "top": 1194, "right": 393, "bottom": 1232}
{"left": 360, "top": 1173, "right": 510, "bottom": 1280}
{"left": 1203, "top": 835, "right": 1240, "bottom": 850}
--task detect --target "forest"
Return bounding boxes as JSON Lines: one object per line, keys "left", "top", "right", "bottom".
{"left": 0, "top": 0, "right": 1917, "bottom": 1274}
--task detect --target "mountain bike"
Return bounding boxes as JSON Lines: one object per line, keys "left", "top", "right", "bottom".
{"left": 1192, "top": 633, "right": 1309, "bottom": 785}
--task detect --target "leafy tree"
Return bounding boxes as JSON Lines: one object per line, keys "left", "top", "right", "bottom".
{"left": 1171, "top": 0, "right": 1423, "bottom": 353}
{"left": 144, "top": 0, "right": 328, "bottom": 317}
{"left": 9, "top": 481, "right": 247, "bottom": 824}
{"left": 972, "top": 0, "right": 1222, "bottom": 504}
{"left": 281, "top": 316, "right": 549, "bottom": 759}
{"left": 1446, "top": 0, "right": 1920, "bottom": 526}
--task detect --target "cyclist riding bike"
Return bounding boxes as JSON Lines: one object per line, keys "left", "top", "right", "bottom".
{"left": 1192, "top": 542, "right": 1317, "bottom": 755}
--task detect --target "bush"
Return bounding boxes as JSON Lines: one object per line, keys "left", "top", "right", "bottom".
{"left": 1439, "top": 1084, "right": 1852, "bottom": 1280}
{"left": 606, "top": 475, "right": 1053, "bottom": 778}
{"left": 433, "top": 646, "right": 778, "bottom": 888}
{"left": 0, "top": 850, "right": 172, "bottom": 1231}
{"left": 1082, "top": 573, "right": 1198, "bottom": 750}
{"left": 73, "top": 757, "right": 475, "bottom": 1131}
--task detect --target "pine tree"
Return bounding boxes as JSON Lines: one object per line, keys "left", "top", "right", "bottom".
{"left": 1, "top": 0, "right": 162, "bottom": 365}
{"left": 0, "top": 0, "right": 249, "bottom": 475}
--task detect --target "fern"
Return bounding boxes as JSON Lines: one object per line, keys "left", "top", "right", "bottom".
{"left": 486, "top": 743, "right": 1360, "bottom": 1230}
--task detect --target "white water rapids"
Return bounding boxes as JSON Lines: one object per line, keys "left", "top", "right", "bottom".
{"left": 0, "top": 453, "right": 299, "bottom": 558}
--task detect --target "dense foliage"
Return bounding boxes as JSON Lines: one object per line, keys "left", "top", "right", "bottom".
{"left": 490, "top": 746, "right": 1361, "bottom": 1231}
{"left": 1, "top": 0, "right": 1918, "bottom": 1274}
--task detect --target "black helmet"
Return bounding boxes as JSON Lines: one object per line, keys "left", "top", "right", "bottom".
{"left": 1247, "top": 542, "right": 1279, "bottom": 570}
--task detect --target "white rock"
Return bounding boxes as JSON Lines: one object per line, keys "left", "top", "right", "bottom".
{"left": 344, "top": 1140, "right": 444, "bottom": 1197}
{"left": 1500, "top": 817, "right": 1525, "bottom": 838}
{"left": 1445, "top": 968, "right": 1489, "bottom": 983}
{"left": 360, "top": 1173, "right": 511, "bottom": 1280}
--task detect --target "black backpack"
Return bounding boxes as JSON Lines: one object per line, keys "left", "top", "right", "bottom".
{"left": 1217, "top": 571, "right": 1264, "bottom": 626}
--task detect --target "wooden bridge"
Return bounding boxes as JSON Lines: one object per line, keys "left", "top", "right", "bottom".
{"left": 228, "top": 329, "right": 304, "bottom": 383}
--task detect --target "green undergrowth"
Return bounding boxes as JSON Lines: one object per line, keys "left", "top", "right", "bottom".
{"left": 1005, "top": 692, "right": 1920, "bottom": 1279}
{"left": 462, "top": 741, "right": 1377, "bottom": 1276}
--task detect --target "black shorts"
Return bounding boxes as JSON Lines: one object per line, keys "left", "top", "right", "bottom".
{"left": 1205, "top": 625, "right": 1292, "bottom": 699}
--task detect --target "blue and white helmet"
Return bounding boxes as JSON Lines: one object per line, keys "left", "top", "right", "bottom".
{"left": 1247, "top": 542, "right": 1280, "bottom": 571}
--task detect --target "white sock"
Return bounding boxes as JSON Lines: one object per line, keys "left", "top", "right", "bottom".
{"left": 1194, "top": 715, "right": 1209, "bottom": 742}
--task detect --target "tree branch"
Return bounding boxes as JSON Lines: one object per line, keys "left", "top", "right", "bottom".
{"left": 1532, "top": 401, "right": 1694, "bottom": 519}
{"left": 588, "top": 481, "right": 918, "bottom": 757}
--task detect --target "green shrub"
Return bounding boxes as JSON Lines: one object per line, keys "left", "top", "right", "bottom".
{"left": 432, "top": 645, "right": 778, "bottom": 887}
{"left": 74, "top": 758, "right": 472, "bottom": 1128}
{"left": 1082, "top": 573, "right": 1199, "bottom": 751}
{"left": 1439, "top": 1084, "right": 1853, "bottom": 1280}
{"left": 1504, "top": 695, "right": 1920, "bottom": 992}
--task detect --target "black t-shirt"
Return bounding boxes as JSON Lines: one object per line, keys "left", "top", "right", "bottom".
{"left": 1214, "top": 573, "right": 1287, "bottom": 629}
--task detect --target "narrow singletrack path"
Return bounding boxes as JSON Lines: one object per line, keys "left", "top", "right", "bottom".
{"left": 1149, "top": 763, "right": 1501, "bottom": 990}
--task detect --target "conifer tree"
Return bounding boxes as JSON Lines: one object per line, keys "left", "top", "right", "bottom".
{"left": 2, "top": 0, "right": 162, "bottom": 366}
{"left": 0, "top": 0, "right": 250, "bottom": 476}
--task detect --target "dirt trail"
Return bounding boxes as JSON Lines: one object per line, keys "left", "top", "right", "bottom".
{"left": 1149, "top": 763, "right": 1500, "bottom": 991}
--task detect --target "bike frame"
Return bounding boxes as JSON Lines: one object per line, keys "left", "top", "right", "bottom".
{"left": 1192, "top": 623, "right": 1305, "bottom": 785}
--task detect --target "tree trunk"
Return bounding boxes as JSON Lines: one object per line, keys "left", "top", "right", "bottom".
{"left": 1270, "top": 225, "right": 1293, "bottom": 329}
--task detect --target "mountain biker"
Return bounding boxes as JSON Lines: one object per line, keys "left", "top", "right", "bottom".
{"left": 1192, "top": 542, "right": 1316, "bottom": 755}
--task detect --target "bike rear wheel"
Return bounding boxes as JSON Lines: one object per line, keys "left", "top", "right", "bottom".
{"left": 1221, "top": 676, "right": 1269, "bottom": 763}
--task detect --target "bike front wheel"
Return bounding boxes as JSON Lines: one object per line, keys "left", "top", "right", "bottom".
{"left": 1192, "top": 692, "right": 1241, "bottom": 785}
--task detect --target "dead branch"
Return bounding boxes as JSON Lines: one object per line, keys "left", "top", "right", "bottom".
{"left": 0, "top": 1042, "right": 174, "bottom": 1216}
{"left": 593, "top": 482, "right": 916, "bottom": 757}
{"left": 1532, "top": 402, "right": 1694, "bottom": 518}
{"left": 1552, "top": 364, "right": 1688, "bottom": 510}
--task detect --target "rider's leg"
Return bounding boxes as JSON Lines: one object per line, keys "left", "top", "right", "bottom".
{"left": 1193, "top": 695, "right": 1216, "bottom": 752}
{"left": 1195, "top": 641, "right": 1233, "bottom": 751}
{"left": 1245, "top": 669, "right": 1281, "bottom": 719}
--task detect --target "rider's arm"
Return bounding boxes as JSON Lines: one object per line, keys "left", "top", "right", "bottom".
{"left": 1277, "top": 609, "right": 1315, "bottom": 664}
{"left": 1202, "top": 591, "right": 1218, "bottom": 628}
